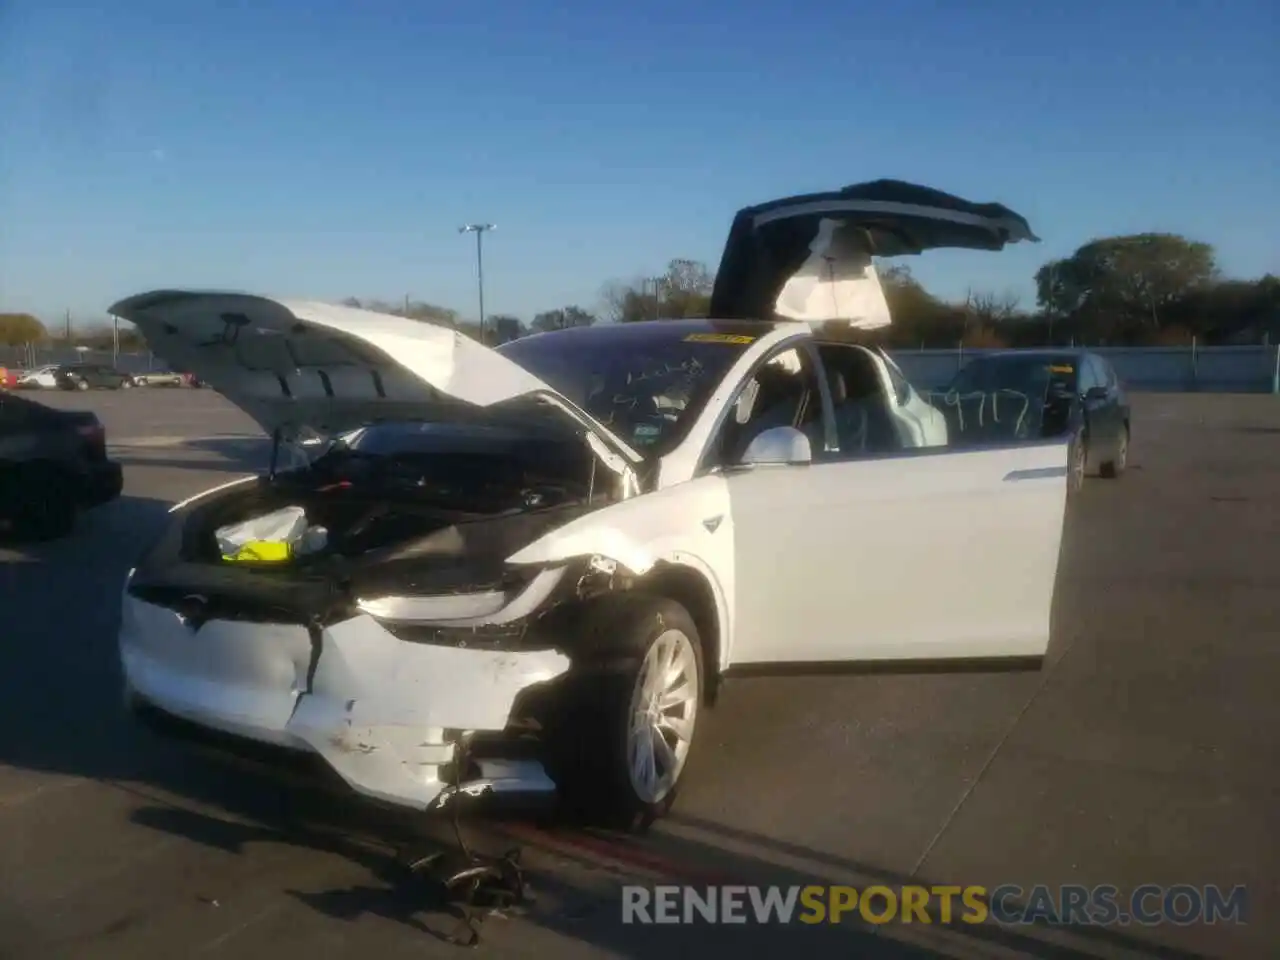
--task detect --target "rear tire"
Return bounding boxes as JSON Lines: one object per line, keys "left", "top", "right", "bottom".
{"left": 1100, "top": 427, "right": 1128, "bottom": 479}
{"left": 544, "top": 594, "right": 704, "bottom": 831}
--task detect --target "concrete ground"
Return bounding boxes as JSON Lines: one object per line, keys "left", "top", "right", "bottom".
{"left": 1, "top": 389, "right": 1276, "bottom": 959}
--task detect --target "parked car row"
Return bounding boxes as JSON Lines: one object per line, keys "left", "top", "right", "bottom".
{"left": 10, "top": 363, "right": 205, "bottom": 390}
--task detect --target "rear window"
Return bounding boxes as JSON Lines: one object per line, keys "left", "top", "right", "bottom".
{"left": 947, "top": 356, "right": 1078, "bottom": 397}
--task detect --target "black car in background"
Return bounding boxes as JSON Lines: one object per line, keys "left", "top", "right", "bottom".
{"left": 55, "top": 363, "right": 137, "bottom": 391}
{"left": 934, "top": 350, "right": 1130, "bottom": 493}
{"left": 0, "top": 391, "right": 124, "bottom": 539}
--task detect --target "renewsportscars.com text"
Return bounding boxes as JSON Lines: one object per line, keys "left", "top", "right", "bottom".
{"left": 621, "top": 884, "right": 1248, "bottom": 926}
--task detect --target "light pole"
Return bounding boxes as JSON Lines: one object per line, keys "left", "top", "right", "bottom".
{"left": 459, "top": 223, "right": 495, "bottom": 342}
{"left": 646, "top": 276, "right": 664, "bottom": 320}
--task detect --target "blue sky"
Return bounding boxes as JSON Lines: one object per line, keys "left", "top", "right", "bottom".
{"left": 1, "top": 0, "right": 1276, "bottom": 328}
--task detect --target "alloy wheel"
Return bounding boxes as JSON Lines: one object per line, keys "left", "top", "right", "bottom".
{"left": 626, "top": 628, "right": 699, "bottom": 804}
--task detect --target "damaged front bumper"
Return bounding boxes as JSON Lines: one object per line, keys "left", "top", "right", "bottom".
{"left": 119, "top": 588, "right": 571, "bottom": 812}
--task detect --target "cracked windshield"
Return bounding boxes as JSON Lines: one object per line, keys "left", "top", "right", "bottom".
{"left": 0, "top": 1, "right": 1275, "bottom": 958}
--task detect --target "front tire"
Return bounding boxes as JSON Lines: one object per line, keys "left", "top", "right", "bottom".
{"left": 546, "top": 594, "right": 704, "bottom": 830}
{"left": 75, "top": 378, "right": 90, "bottom": 391}
{"left": 120, "top": 378, "right": 133, "bottom": 389}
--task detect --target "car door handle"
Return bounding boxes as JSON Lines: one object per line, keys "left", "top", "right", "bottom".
{"left": 1003, "top": 467, "right": 1067, "bottom": 482}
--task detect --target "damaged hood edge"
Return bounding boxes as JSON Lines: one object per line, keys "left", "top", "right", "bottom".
{"left": 109, "top": 290, "right": 645, "bottom": 479}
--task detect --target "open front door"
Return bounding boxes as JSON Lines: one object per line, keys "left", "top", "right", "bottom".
{"left": 725, "top": 440, "right": 1067, "bottom": 670}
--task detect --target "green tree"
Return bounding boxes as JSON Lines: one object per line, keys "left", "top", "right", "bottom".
{"left": 877, "top": 266, "right": 964, "bottom": 347}
{"left": 660, "top": 258, "right": 714, "bottom": 318}
{"left": 1169, "top": 274, "right": 1280, "bottom": 343}
{"left": 603, "top": 258, "right": 714, "bottom": 322}
{"left": 531, "top": 305, "right": 596, "bottom": 333}
{"left": 600, "top": 281, "right": 657, "bottom": 323}
{"left": 488, "top": 314, "right": 524, "bottom": 343}
{"left": 1034, "top": 234, "right": 1219, "bottom": 341}
{"left": 0, "top": 313, "right": 48, "bottom": 346}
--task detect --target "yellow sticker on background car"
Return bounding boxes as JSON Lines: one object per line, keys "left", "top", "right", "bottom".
{"left": 684, "top": 333, "right": 756, "bottom": 345}
{"left": 1049, "top": 364, "right": 1074, "bottom": 373}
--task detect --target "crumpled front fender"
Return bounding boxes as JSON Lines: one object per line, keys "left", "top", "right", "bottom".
{"left": 289, "top": 615, "right": 570, "bottom": 807}
{"left": 120, "top": 593, "right": 570, "bottom": 810}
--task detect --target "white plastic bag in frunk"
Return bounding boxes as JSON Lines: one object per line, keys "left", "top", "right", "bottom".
{"left": 215, "top": 505, "right": 309, "bottom": 556}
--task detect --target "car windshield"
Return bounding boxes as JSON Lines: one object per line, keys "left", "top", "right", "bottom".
{"left": 945, "top": 355, "right": 1078, "bottom": 399}
{"left": 496, "top": 325, "right": 758, "bottom": 457}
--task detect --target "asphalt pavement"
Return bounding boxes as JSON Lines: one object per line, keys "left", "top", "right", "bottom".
{"left": 1, "top": 388, "right": 1276, "bottom": 959}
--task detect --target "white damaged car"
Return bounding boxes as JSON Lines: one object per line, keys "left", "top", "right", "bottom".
{"left": 114, "top": 179, "right": 1066, "bottom": 825}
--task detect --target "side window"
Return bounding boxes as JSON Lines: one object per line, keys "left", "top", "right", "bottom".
{"left": 1098, "top": 357, "right": 1117, "bottom": 389}
{"left": 816, "top": 344, "right": 903, "bottom": 458}
{"left": 704, "top": 344, "right": 824, "bottom": 468}
{"left": 1086, "top": 357, "right": 1108, "bottom": 393}
{"left": 1077, "top": 360, "right": 1097, "bottom": 393}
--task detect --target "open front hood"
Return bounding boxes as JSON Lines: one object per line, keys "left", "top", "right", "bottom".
{"left": 109, "top": 291, "right": 644, "bottom": 466}
{"left": 709, "top": 179, "right": 1039, "bottom": 326}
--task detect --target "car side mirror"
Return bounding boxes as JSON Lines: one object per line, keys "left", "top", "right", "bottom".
{"left": 738, "top": 426, "right": 812, "bottom": 466}
{"left": 1084, "top": 386, "right": 1108, "bottom": 401}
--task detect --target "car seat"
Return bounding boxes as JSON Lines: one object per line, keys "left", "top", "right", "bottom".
{"left": 824, "top": 367, "right": 867, "bottom": 454}
{"left": 725, "top": 367, "right": 808, "bottom": 463}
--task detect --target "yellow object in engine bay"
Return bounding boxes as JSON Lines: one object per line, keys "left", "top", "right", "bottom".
{"left": 221, "top": 540, "right": 293, "bottom": 564}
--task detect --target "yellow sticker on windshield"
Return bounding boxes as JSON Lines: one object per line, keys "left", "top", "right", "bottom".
{"left": 1049, "top": 364, "right": 1074, "bottom": 374}
{"left": 684, "top": 333, "right": 756, "bottom": 345}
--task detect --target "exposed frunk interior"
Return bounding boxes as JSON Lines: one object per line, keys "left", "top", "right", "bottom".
{"left": 129, "top": 421, "right": 616, "bottom": 622}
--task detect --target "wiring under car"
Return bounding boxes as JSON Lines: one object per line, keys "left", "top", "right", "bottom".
{"left": 399, "top": 732, "right": 531, "bottom": 947}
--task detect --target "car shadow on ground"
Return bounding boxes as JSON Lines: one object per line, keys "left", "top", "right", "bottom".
{"left": 114, "top": 786, "right": 1218, "bottom": 959}
{"left": 113, "top": 768, "right": 1214, "bottom": 960}
{"left": 0, "top": 494, "right": 1210, "bottom": 959}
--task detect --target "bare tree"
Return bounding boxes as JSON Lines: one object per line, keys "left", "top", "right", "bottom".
{"left": 967, "top": 290, "right": 1021, "bottom": 326}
